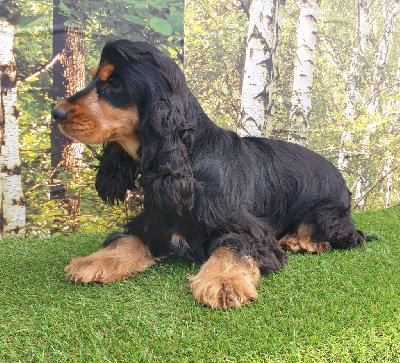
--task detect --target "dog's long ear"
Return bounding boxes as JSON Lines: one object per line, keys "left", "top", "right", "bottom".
{"left": 140, "top": 98, "right": 196, "bottom": 214}
{"left": 123, "top": 43, "right": 197, "bottom": 215}
{"left": 95, "top": 142, "right": 139, "bottom": 205}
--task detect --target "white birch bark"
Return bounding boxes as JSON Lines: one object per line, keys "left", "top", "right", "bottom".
{"left": 0, "top": 21, "right": 26, "bottom": 237}
{"left": 344, "top": 0, "right": 369, "bottom": 120}
{"left": 289, "top": 0, "right": 321, "bottom": 145}
{"left": 355, "top": 0, "right": 399, "bottom": 208}
{"left": 383, "top": 157, "right": 392, "bottom": 208}
{"left": 237, "top": 0, "right": 285, "bottom": 137}
{"left": 367, "top": 0, "right": 399, "bottom": 115}
{"left": 382, "top": 53, "right": 400, "bottom": 208}
{"left": 338, "top": 0, "right": 370, "bottom": 171}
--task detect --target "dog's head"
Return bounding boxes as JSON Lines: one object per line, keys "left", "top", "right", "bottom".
{"left": 52, "top": 40, "right": 196, "bottom": 213}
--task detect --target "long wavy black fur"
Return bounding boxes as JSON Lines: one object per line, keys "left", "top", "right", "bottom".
{"left": 95, "top": 40, "right": 367, "bottom": 274}
{"left": 95, "top": 142, "right": 139, "bottom": 204}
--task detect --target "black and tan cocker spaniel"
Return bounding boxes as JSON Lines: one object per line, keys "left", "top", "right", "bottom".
{"left": 52, "top": 40, "right": 370, "bottom": 308}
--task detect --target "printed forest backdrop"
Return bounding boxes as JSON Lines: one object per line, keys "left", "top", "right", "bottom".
{"left": 0, "top": 0, "right": 399, "bottom": 237}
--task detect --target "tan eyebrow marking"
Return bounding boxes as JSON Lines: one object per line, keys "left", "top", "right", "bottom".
{"left": 91, "top": 64, "right": 99, "bottom": 80}
{"left": 99, "top": 64, "right": 115, "bottom": 81}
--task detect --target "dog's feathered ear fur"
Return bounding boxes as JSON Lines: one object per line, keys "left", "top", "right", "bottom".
{"left": 106, "top": 40, "right": 196, "bottom": 214}
{"left": 95, "top": 142, "right": 139, "bottom": 205}
{"left": 140, "top": 97, "right": 196, "bottom": 215}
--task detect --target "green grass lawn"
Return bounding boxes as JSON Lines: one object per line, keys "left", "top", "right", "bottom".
{"left": 1, "top": 208, "right": 399, "bottom": 362}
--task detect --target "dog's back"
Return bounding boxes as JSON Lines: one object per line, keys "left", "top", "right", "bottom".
{"left": 242, "top": 137, "right": 351, "bottom": 237}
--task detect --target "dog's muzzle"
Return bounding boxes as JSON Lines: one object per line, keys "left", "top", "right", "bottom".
{"left": 52, "top": 107, "right": 68, "bottom": 124}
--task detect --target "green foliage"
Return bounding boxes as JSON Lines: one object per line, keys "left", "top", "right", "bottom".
{"left": 7, "top": 0, "right": 400, "bottom": 236}
{"left": 184, "top": 0, "right": 249, "bottom": 129}
{"left": 9, "top": 0, "right": 184, "bottom": 236}
{"left": 306, "top": 0, "right": 400, "bottom": 209}
{"left": 1, "top": 209, "right": 399, "bottom": 361}
{"left": 184, "top": 0, "right": 400, "bottom": 210}
{"left": 58, "top": 0, "right": 184, "bottom": 55}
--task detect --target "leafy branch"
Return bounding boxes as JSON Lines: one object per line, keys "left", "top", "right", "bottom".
{"left": 17, "top": 53, "right": 61, "bottom": 84}
{"left": 353, "top": 164, "right": 400, "bottom": 209}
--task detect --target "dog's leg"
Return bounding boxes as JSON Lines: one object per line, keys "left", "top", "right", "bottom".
{"left": 278, "top": 222, "right": 331, "bottom": 253}
{"left": 189, "top": 247, "right": 261, "bottom": 309}
{"left": 64, "top": 236, "right": 155, "bottom": 283}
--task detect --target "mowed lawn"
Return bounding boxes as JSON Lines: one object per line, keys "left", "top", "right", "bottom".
{"left": 1, "top": 208, "right": 399, "bottom": 362}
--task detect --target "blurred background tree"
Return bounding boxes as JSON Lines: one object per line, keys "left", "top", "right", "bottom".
{"left": 185, "top": 0, "right": 400, "bottom": 211}
{"left": 1, "top": 0, "right": 399, "bottom": 237}
{"left": 1, "top": 0, "right": 184, "bottom": 236}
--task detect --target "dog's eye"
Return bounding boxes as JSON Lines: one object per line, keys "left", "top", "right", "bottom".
{"left": 108, "top": 78, "right": 121, "bottom": 89}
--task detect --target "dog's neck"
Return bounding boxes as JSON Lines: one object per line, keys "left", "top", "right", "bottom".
{"left": 118, "top": 134, "right": 141, "bottom": 161}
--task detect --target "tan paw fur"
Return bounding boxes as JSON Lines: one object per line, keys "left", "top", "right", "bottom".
{"left": 278, "top": 222, "right": 331, "bottom": 253}
{"left": 189, "top": 247, "right": 261, "bottom": 309}
{"left": 64, "top": 236, "right": 155, "bottom": 283}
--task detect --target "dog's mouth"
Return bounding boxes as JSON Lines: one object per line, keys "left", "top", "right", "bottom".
{"left": 57, "top": 118, "right": 118, "bottom": 145}
{"left": 52, "top": 84, "right": 141, "bottom": 158}
{"left": 106, "top": 132, "right": 117, "bottom": 140}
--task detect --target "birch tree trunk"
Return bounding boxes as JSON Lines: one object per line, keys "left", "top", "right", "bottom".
{"left": 383, "top": 157, "right": 393, "bottom": 208}
{"left": 367, "top": 0, "right": 400, "bottom": 115}
{"left": 343, "top": 0, "right": 369, "bottom": 119}
{"left": 0, "top": 21, "right": 26, "bottom": 237}
{"left": 288, "top": 0, "right": 321, "bottom": 145}
{"left": 337, "top": 0, "right": 370, "bottom": 171}
{"left": 354, "top": 0, "right": 399, "bottom": 209}
{"left": 237, "top": 0, "right": 285, "bottom": 137}
{"left": 383, "top": 53, "right": 400, "bottom": 208}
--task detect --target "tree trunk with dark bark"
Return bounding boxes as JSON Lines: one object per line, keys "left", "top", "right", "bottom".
{"left": 50, "top": 0, "right": 85, "bottom": 233}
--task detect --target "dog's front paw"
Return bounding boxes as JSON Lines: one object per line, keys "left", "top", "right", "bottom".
{"left": 64, "top": 255, "right": 115, "bottom": 284}
{"left": 190, "top": 274, "right": 259, "bottom": 308}
{"left": 64, "top": 236, "right": 155, "bottom": 284}
{"left": 189, "top": 247, "right": 260, "bottom": 308}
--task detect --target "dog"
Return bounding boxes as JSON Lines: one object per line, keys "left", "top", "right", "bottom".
{"left": 52, "top": 39, "right": 368, "bottom": 308}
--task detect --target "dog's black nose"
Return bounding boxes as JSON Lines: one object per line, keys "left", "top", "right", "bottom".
{"left": 52, "top": 107, "right": 68, "bottom": 124}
